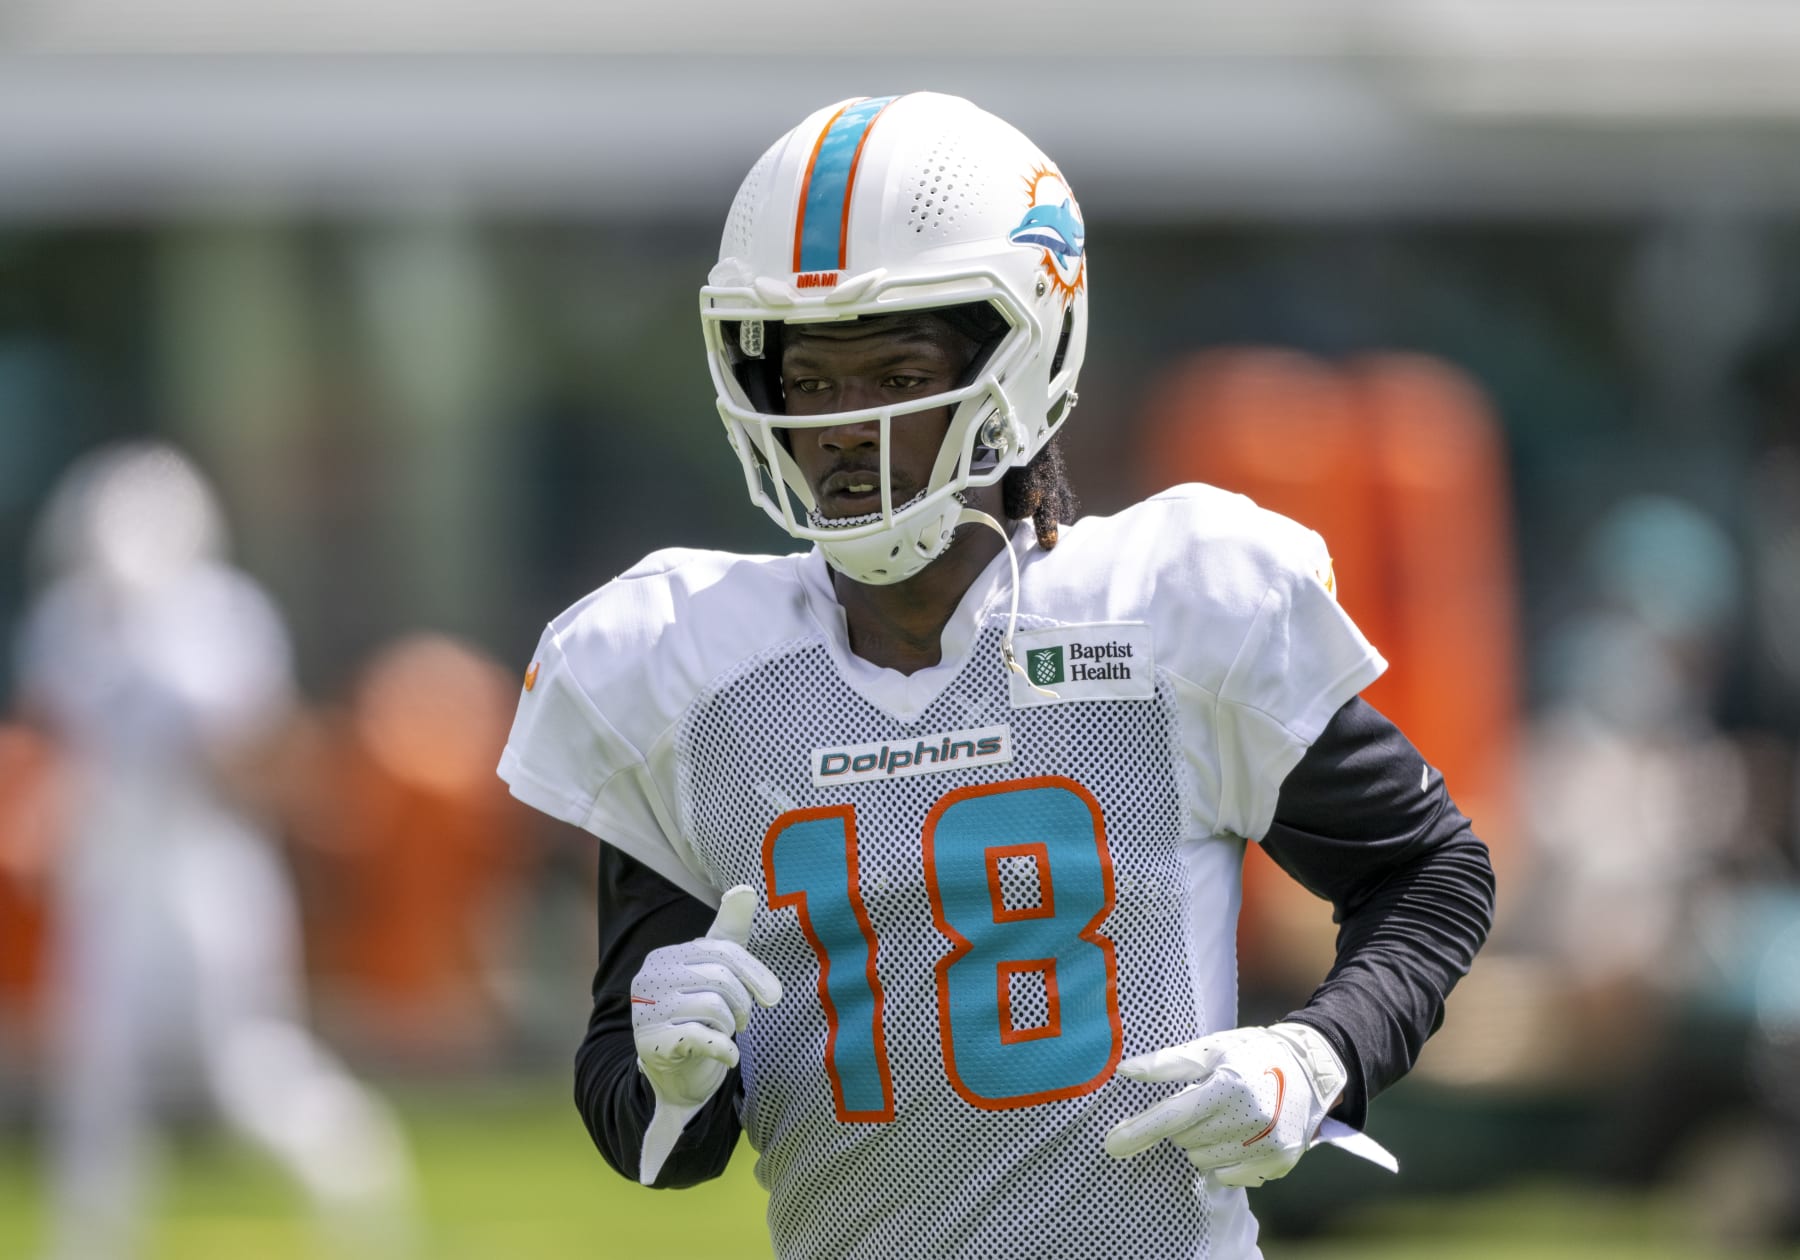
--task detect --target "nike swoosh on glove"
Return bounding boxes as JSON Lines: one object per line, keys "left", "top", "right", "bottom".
{"left": 1102, "top": 1022, "right": 1347, "bottom": 1188}
{"left": 632, "top": 885, "right": 782, "bottom": 1185}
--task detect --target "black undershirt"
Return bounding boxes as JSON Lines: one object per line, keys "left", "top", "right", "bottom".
{"left": 574, "top": 696, "right": 1496, "bottom": 1187}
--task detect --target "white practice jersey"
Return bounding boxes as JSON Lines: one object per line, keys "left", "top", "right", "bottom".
{"left": 500, "top": 484, "right": 1385, "bottom": 1260}
{"left": 18, "top": 562, "right": 294, "bottom": 883}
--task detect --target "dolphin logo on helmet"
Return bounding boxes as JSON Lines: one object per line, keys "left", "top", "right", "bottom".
{"left": 1008, "top": 199, "right": 1085, "bottom": 266}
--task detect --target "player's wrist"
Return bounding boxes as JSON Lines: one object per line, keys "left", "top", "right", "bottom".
{"left": 1264, "top": 1021, "right": 1348, "bottom": 1115}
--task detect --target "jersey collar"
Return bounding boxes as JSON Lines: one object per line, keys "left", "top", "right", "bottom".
{"left": 798, "top": 523, "right": 1036, "bottom": 724}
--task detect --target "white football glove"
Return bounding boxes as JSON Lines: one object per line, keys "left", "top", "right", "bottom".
{"left": 1104, "top": 1022, "right": 1352, "bottom": 1188}
{"left": 631, "top": 884, "right": 782, "bottom": 1186}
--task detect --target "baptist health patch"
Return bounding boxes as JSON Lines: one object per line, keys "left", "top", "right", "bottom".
{"left": 1008, "top": 622, "right": 1155, "bottom": 708}
{"left": 811, "top": 724, "right": 1014, "bottom": 788}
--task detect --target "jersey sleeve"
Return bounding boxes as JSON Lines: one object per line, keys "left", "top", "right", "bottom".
{"left": 1214, "top": 524, "right": 1386, "bottom": 841}
{"left": 497, "top": 621, "right": 718, "bottom": 906}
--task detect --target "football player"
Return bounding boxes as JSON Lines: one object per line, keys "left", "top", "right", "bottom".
{"left": 499, "top": 93, "right": 1494, "bottom": 1260}
{"left": 19, "top": 443, "right": 416, "bottom": 1260}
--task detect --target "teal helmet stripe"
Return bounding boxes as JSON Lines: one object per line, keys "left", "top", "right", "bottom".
{"left": 793, "top": 95, "right": 899, "bottom": 274}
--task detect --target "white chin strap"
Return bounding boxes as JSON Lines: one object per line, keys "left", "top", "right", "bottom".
{"left": 957, "top": 507, "right": 1058, "bottom": 701}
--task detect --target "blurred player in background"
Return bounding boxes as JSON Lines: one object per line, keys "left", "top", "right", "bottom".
{"left": 16, "top": 442, "right": 415, "bottom": 1260}
{"left": 500, "top": 94, "right": 1495, "bottom": 1258}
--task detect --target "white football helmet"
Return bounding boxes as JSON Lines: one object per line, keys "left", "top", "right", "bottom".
{"left": 31, "top": 441, "right": 227, "bottom": 591}
{"left": 702, "top": 92, "right": 1089, "bottom": 584}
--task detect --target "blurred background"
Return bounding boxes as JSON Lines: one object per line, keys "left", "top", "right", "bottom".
{"left": 4, "top": 2, "right": 1800, "bottom": 1257}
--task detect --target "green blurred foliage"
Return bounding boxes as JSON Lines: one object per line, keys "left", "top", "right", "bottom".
{"left": 2, "top": 1084, "right": 1797, "bottom": 1260}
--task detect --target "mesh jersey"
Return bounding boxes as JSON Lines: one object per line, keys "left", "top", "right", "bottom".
{"left": 500, "top": 484, "right": 1385, "bottom": 1260}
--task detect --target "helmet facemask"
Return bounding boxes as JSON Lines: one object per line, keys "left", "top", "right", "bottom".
{"left": 707, "top": 297, "right": 1042, "bottom": 585}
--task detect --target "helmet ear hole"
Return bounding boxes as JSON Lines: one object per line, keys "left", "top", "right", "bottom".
{"left": 1050, "top": 306, "right": 1074, "bottom": 379}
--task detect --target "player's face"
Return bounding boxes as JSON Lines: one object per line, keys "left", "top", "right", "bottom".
{"left": 780, "top": 316, "right": 974, "bottom": 520}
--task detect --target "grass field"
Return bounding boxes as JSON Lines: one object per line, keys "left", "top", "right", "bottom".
{"left": 1, "top": 1081, "right": 1796, "bottom": 1260}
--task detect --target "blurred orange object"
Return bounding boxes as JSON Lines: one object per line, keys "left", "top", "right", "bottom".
{"left": 1139, "top": 349, "right": 1519, "bottom": 989}
{"left": 1346, "top": 354, "right": 1519, "bottom": 850}
{"left": 0, "top": 723, "right": 61, "bottom": 1041}
{"left": 289, "top": 634, "right": 529, "bottom": 1067}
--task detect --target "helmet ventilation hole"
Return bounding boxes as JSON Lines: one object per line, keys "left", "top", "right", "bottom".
{"left": 725, "top": 142, "right": 776, "bottom": 256}
{"left": 911, "top": 134, "right": 968, "bottom": 235}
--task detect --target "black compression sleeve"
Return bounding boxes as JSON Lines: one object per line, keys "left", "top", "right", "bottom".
{"left": 574, "top": 845, "right": 745, "bottom": 1187}
{"left": 1258, "top": 697, "right": 1496, "bottom": 1129}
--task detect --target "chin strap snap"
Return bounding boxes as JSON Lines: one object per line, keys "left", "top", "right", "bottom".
{"left": 957, "top": 507, "right": 1059, "bottom": 701}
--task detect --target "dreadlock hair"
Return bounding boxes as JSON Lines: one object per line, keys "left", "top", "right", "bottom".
{"left": 1003, "top": 434, "right": 1079, "bottom": 550}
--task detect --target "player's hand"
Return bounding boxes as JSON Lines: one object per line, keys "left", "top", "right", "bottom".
{"left": 1103, "top": 1022, "right": 1346, "bottom": 1188}
{"left": 632, "top": 884, "right": 782, "bottom": 1185}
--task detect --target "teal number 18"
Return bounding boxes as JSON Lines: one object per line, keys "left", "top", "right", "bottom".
{"left": 762, "top": 776, "right": 1121, "bottom": 1119}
